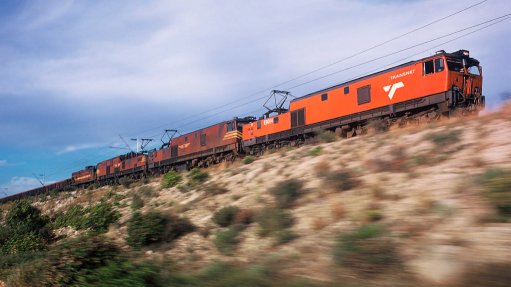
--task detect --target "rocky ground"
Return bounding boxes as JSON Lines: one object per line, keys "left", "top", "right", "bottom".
{"left": 3, "top": 104, "right": 511, "bottom": 286}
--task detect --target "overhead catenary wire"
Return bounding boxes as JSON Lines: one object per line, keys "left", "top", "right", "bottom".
{"left": 34, "top": 9, "right": 509, "bottom": 184}
{"left": 342, "top": 15, "right": 511, "bottom": 89}
{"left": 282, "top": 13, "right": 511, "bottom": 91}
{"left": 127, "top": 0, "right": 488, "bottom": 137}
{"left": 42, "top": 13, "right": 511, "bottom": 180}
{"left": 140, "top": 13, "right": 511, "bottom": 140}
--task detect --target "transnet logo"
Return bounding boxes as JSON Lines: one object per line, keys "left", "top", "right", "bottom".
{"left": 383, "top": 82, "right": 404, "bottom": 100}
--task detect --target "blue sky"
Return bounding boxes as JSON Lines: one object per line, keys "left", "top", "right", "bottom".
{"left": 1, "top": 0, "right": 510, "bottom": 196}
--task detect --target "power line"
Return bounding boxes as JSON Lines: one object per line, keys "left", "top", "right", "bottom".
{"left": 35, "top": 8, "right": 508, "bottom": 183}
{"left": 144, "top": 12, "right": 511, "bottom": 138}
{"left": 283, "top": 13, "right": 511, "bottom": 91}
{"left": 349, "top": 15, "right": 511, "bottom": 84}
{"left": 127, "top": 0, "right": 487, "bottom": 137}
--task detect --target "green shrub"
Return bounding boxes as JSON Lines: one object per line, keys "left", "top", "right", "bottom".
{"left": 427, "top": 129, "right": 461, "bottom": 147}
{"left": 51, "top": 202, "right": 119, "bottom": 234}
{"left": 326, "top": 170, "right": 359, "bottom": 191}
{"left": 0, "top": 225, "right": 12, "bottom": 246}
{"left": 203, "top": 183, "right": 229, "bottom": 195}
{"left": 5, "top": 200, "right": 48, "bottom": 236}
{"left": 1, "top": 201, "right": 52, "bottom": 255}
{"left": 76, "top": 260, "right": 160, "bottom": 286}
{"left": 256, "top": 208, "right": 294, "bottom": 237}
{"left": 188, "top": 168, "right": 209, "bottom": 185}
{"left": 234, "top": 209, "right": 253, "bottom": 225}
{"left": 317, "top": 130, "right": 337, "bottom": 143}
{"left": 131, "top": 193, "right": 144, "bottom": 210}
{"left": 44, "top": 235, "right": 121, "bottom": 286}
{"left": 269, "top": 179, "right": 303, "bottom": 209}
{"left": 367, "top": 119, "right": 389, "bottom": 133}
{"left": 275, "top": 229, "right": 297, "bottom": 245}
{"left": 3, "top": 256, "right": 47, "bottom": 287}
{"left": 366, "top": 209, "right": 384, "bottom": 222}
{"left": 478, "top": 168, "right": 511, "bottom": 219}
{"left": 177, "top": 183, "right": 191, "bottom": 193}
{"left": 213, "top": 226, "right": 241, "bottom": 255}
{"left": 242, "top": 156, "right": 256, "bottom": 165}
{"left": 126, "top": 211, "right": 194, "bottom": 250}
{"left": 162, "top": 171, "right": 182, "bottom": 188}
{"left": 84, "top": 201, "right": 121, "bottom": 234}
{"left": 126, "top": 211, "right": 166, "bottom": 249}
{"left": 62, "top": 185, "right": 76, "bottom": 192}
{"left": 1, "top": 232, "right": 46, "bottom": 254}
{"left": 52, "top": 205, "right": 87, "bottom": 229}
{"left": 88, "top": 183, "right": 99, "bottom": 190}
{"left": 308, "top": 146, "right": 322, "bottom": 157}
{"left": 212, "top": 206, "right": 240, "bottom": 227}
{"left": 118, "top": 177, "right": 133, "bottom": 188}
{"left": 0, "top": 250, "right": 46, "bottom": 281}
{"left": 332, "top": 224, "right": 398, "bottom": 274}
{"left": 138, "top": 185, "right": 157, "bottom": 198}
{"left": 181, "top": 261, "right": 324, "bottom": 287}
{"left": 5, "top": 235, "right": 165, "bottom": 287}
{"left": 163, "top": 215, "right": 195, "bottom": 241}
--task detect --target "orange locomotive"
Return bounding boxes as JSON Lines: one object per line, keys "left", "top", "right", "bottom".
{"left": 242, "top": 50, "right": 483, "bottom": 152}
{"left": 149, "top": 117, "right": 254, "bottom": 172}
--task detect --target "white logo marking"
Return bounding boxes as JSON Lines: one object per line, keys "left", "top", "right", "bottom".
{"left": 383, "top": 82, "right": 404, "bottom": 100}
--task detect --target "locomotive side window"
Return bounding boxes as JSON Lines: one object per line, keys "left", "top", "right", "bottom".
{"left": 344, "top": 86, "right": 349, "bottom": 94}
{"left": 424, "top": 60, "right": 434, "bottom": 75}
{"left": 227, "top": 122, "right": 234, "bottom": 132}
{"left": 321, "top": 93, "right": 328, "bottom": 101}
{"left": 257, "top": 121, "right": 261, "bottom": 129}
{"left": 200, "top": 134, "right": 206, "bottom": 146}
{"left": 274, "top": 117, "right": 279, "bottom": 124}
{"left": 435, "top": 58, "right": 445, "bottom": 72}
{"left": 357, "top": 85, "right": 371, "bottom": 105}
{"left": 171, "top": 146, "right": 178, "bottom": 158}
{"left": 185, "top": 136, "right": 188, "bottom": 142}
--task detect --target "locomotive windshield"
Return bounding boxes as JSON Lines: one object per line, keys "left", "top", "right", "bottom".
{"left": 467, "top": 65, "right": 481, "bottom": 75}
{"left": 447, "top": 59, "right": 463, "bottom": 72}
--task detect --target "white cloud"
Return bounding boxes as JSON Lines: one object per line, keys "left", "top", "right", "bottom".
{"left": 1, "top": 0, "right": 505, "bottom": 110}
{"left": 0, "top": 0, "right": 509, "bottom": 156}
{"left": 56, "top": 143, "right": 102, "bottom": 155}
{"left": 1, "top": 177, "right": 41, "bottom": 196}
{"left": 20, "top": 0, "right": 75, "bottom": 30}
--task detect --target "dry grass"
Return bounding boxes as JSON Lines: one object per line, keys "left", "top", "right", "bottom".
{"left": 311, "top": 217, "right": 328, "bottom": 231}
{"left": 330, "top": 203, "right": 346, "bottom": 220}
{"left": 314, "top": 160, "right": 331, "bottom": 177}
{"left": 4, "top": 106, "right": 511, "bottom": 286}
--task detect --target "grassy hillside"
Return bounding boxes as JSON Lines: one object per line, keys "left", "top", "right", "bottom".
{"left": 1, "top": 105, "right": 510, "bottom": 286}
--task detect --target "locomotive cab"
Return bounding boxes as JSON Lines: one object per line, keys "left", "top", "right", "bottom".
{"left": 443, "top": 50, "right": 484, "bottom": 112}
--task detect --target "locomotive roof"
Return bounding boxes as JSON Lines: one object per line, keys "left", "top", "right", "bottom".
{"left": 176, "top": 116, "right": 254, "bottom": 138}
{"left": 291, "top": 50, "right": 475, "bottom": 102}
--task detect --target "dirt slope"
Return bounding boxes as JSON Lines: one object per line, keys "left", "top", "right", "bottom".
{"left": 24, "top": 104, "right": 511, "bottom": 286}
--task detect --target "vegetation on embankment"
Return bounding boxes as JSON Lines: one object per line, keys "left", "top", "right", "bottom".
{"left": 1, "top": 104, "right": 511, "bottom": 286}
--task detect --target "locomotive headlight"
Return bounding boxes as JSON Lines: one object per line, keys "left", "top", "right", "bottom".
{"left": 462, "top": 50, "right": 469, "bottom": 57}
